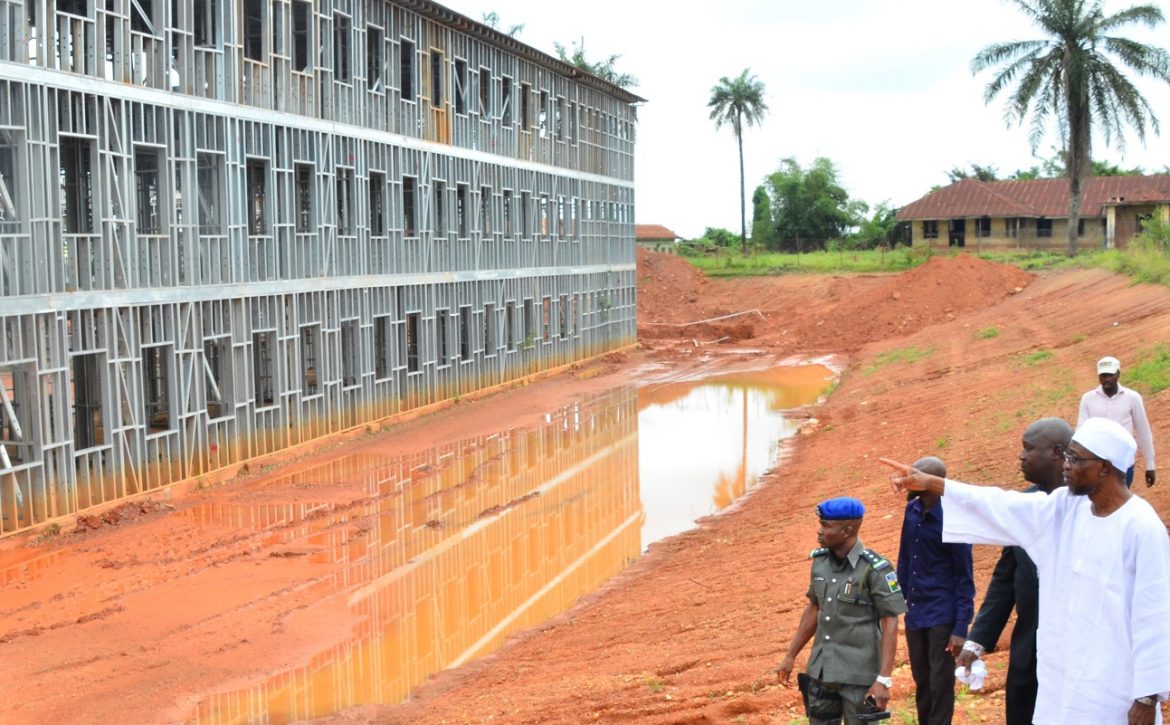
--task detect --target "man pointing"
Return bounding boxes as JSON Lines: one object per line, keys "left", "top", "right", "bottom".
{"left": 882, "top": 417, "right": 1170, "bottom": 724}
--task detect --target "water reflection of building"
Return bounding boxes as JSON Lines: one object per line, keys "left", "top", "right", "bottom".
{"left": 192, "top": 387, "right": 640, "bottom": 724}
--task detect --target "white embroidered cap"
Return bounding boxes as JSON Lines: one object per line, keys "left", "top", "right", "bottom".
{"left": 1097, "top": 356, "right": 1121, "bottom": 374}
{"left": 1072, "top": 417, "right": 1137, "bottom": 473}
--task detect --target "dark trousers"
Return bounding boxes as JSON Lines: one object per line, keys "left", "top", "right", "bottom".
{"left": 1126, "top": 465, "right": 1135, "bottom": 488}
{"left": 906, "top": 623, "right": 955, "bottom": 725}
{"left": 1004, "top": 665, "right": 1038, "bottom": 725}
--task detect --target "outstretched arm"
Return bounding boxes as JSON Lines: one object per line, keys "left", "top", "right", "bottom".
{"left": 880, "top": 458, "right": 946, "bottom": 496}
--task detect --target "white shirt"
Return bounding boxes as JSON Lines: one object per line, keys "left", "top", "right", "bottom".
{"left": 1079, "top": 384, "right": 1156, "bottom": 469}
{"left": 942, "top": 480, "right": 1170, "bottom": 724}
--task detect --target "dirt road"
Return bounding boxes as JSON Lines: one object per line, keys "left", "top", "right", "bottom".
{"left": 1, "top": 251, "right": 1167, "bottom": 724}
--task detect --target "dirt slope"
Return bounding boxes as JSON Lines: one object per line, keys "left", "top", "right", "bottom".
{"left": 1, "top": 252, "right": 1167, "bottom": 725}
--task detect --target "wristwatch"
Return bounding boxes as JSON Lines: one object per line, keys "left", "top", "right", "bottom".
{"left": 874, "top": 675, "right": 893, "bottom": 688}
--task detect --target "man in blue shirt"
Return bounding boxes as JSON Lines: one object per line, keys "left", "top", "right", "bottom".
{"left": 897, "top": 456, "right": 975, "bottom": 725}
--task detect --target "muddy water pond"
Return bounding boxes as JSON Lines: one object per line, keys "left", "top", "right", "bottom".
{"left": 193, "top": 364, "right": 833, "bottom": 723}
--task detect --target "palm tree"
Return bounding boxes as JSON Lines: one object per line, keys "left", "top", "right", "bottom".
{"left": 972, "top": 0, "right": 1170, "bottom": 254}
{"left": 708, "top": 69, "right": 768, "bottom": 255}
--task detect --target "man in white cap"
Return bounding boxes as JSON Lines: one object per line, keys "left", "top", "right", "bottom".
{"left": 1079, "top": 355, "right": 1156, "bottom": 487}
{"left": 881, "top": 417, "right": 1170, "bottom": 725}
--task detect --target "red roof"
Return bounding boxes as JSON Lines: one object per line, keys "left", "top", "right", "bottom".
{"left": 897, "top": 175, "right": 1170, "bottom": 220}
{"left": 636, "top": 224, "right": 681, "bottom": 240}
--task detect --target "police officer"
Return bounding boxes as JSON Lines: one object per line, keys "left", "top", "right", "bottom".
{"left": 777, "top": 497, "right": 907, "bottom": 723}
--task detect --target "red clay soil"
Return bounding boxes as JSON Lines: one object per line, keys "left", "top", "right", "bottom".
{"left": 2, "top": 250, "right": 1169, "bottom": 725}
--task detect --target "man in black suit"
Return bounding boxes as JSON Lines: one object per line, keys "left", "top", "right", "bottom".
{"left": 955, "top": 417, "right": 1072, "bottom": 725}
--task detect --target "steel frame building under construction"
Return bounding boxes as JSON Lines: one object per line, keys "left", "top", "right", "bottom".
{"left": 0, "top": 0, "right": 641, "bottom": 536}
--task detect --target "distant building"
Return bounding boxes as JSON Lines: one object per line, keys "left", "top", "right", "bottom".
{"left": 635, "top": 224, "right": 682, "bottom": 251}
{"left": 897, "top": 176, "right": 1170, "bottom": 250}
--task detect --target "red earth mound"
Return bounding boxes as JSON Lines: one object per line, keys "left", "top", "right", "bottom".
{"left": 635, "top": 247, "right": 710, "bottom": 337}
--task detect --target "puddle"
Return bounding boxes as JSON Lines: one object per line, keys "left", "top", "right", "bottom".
{"left": 188, "top": 365, "right": 832, "bottom": 723}
{"left": 637, "top": 365, "right": 833, "bottom": 549}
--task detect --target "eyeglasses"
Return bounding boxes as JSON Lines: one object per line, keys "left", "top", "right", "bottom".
{"left": 1063, "top": 452, "right": 1104, "bottom": 465}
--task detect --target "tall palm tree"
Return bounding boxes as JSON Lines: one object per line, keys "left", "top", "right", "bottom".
{"left": 972, "top": 0, "right": 1170, "bottom": 254}
{"left": 708, "top": 70, "right": 768, "bottom": 255}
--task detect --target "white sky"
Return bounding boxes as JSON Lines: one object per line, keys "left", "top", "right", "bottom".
{"left": 443, "top": 0, "right": 1170, "bottom": 239}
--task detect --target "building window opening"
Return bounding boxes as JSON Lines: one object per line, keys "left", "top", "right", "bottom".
{"left": 294, "top": 164, "right": 312, "bottom": 233}
{"left": 72, "top": 352, "right": 103, "bottom": 450}
{"left": 0, "top": 364, "right": 31, "bottom": 464}
{"left": 246, "top": 160, "right": 267, "bottom": 235}
{"left": 60, "top": 137, "right": 94, "bottom": 234}
{"left": 459, "top": 306, "right": 471, "bottom": 360}
{"left": 559, "top": 295, "right": 569, "bottom": 340}
{"left": 204, "top": 337, "right": 230, "bottom": 419}
{"left": 336, "top": 167, "right": 353, "bottom": 235}
{"left": 1078, "top": 218, "right": 1086, "bottom": 237}
{"left": 367, "top": 24, "right": 383, "bottom": 91}
{"left": 194, "top": 0, "right": 217, "bottom": 47}
{"left": 244, "top": 0, "right": 264, "bottom": 61}
{"left": 399, "top": 39, "right": 415, "bottom": 101}
{"left": 502, "top": 190, "right": 513, "bottom": 236}
{"left": 478, "top": 66, "right": 491, "bottom": 117}
{"left": 142, "top": 345, "right": 172, "bottom": 431}
{"left": 480, "top": 186, "right": 492, "bottom": 235}
{"left": 252, "top": 331, "right": 275, "bottom": 407}
{"left": 430, "top": 51, "right": 443, "bottom": 106}
{"left": 333, "top": 13, "right": 351, "bottom": 82}
{"left": 403, "top": 176, "right": 417, "bottom": 236}
{"left": 134, "top": 148, "right": 162, "bottom": 235}
{"left": 292, "top": 0, "right": 311, "bottom": 72}
{"left": 483, "top": 303, "right": 495, "bottom": 356}
{"left": 131, "top": 0, "right": 157, "bottom": 35}
{"left": 505, "top": 301, "right": 516, "bottom": 351}
{"left": 369, "top": 172, "right": 385, "bottom": 236}
{"left": 0, "top": 136, "right": 19, "bottom": 232}
{"left": 1037, "top": 218, "right": 1053, "bottom": 238}
{"left": 541, "top": 297, "right": 551, "bottom": 341}
{"left": 340, "top": 320, "right": 359, "bottom": 387}
{"left": 522, "top": 298, "right": 534, "bottom": 347}
{"left": 436, "top": 310, "right": 449, "bottom": 367}
{"left": 975, "top": 216, "right": 991, "bottom": 238}
{"left": 520, "top": 83, "right": 531, "bottom": 128}
{"left": 922, "top": 220, "right": 939, "bottom": 239}
{"left": 374, "top": 315, "right": 390, "bottom": 380}
{"left": 196, "top": 153, "right": 223, "bottom": 234}
{"left": 520, "top": 191, "right": 530, "bottom": 238}
{"left": 433, "top": 180, "right": 446, "bottom": 235}
{"left": 538, "top": 90, "right": 549, "bottom": 137}
{"left": 456, "top": 184, "right": 468, "bottom": 238}
{"left": 453, "top": 58, "right": 467, "bottom": 114}
{"left": 406, "top": 312, "right": 420, "bottom": 373}
{"left": 501, "top": 77, "right": 512, "bottom": 125}
{"left": 301, "top": 324, "right": 320, "bottom": 396}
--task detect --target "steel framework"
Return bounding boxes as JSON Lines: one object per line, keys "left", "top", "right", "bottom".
{"left": 0, "top": 0, "right": 641, "bottom": 535}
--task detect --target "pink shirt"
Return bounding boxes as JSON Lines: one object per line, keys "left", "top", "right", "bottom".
{"left": 1078, "top": 384, "right": 1156, "bottom": 469}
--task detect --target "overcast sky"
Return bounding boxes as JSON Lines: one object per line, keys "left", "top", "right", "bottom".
{"left": 444, "top": 0, "right": 1170, "bottom": 238}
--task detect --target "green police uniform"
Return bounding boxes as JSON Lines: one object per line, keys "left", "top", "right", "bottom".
{"left": 805, "top": 539, "right": 907, "bottom": 724}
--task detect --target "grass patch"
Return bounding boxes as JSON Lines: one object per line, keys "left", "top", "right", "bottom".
{"left": 685, "top": 247, "right": 923, "bottom": 277}
{"left": 974, "top": 325, "right": 1000, "bottom": 340}
{"left": 1018, "top": 349, "right": 1053, "bottom": 367}
{"left": 644, "top": 676, "right": 664, "bottom": 693}
{"left": 1126, "top": 344, "right": 1170, "bottom": 395}
{"left": 863, "top": 346, "right": 937, "bottom": 375}
{"left": 935, "top": 437, "right": 950, "bottom": 450}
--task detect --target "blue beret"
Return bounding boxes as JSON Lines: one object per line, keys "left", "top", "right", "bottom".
{"left": 817, "top": 497, "right": 865, "bottom": 520}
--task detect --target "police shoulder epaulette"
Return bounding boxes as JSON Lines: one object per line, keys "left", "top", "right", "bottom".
{"left": 809, "top": 547, "right": 830, "bottom": 559}
{"left": 861, "top": 548, "right": 892, "bottom": 570}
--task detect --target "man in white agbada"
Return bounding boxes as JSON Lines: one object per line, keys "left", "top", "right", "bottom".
{"left": 882, "top": 417, "right": 1170, "bottom": 725}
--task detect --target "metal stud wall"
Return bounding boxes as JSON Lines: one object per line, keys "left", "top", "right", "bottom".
{"left": 0, "top": 0, "right": 640, "bottom": 535}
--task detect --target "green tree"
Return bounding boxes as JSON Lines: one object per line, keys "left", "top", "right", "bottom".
{"left": 554, "top": 38, "right": 638, "bottom": 89}
{"left": 708, "top": 69, "right": 768, "bottom": 255}
{"left": 693, "top": 227, "right": 739, "bottom": 248}
{"left": 850, "top": 202, "right": 899, "bottom": 249}
{"left": 764, "top": 157, "right": 862, "bottom": 252}
{"left": 750, "top": 185, "right": 774, "bottom": 248}
{"left": 481, "top": 11, "right": 523, "bottom": 37}
{"left": 972, "top": 0, "right": 1170, "bottom": 254}
{"left": 946, "top": 163, "right": 1001, "bottom": 182}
